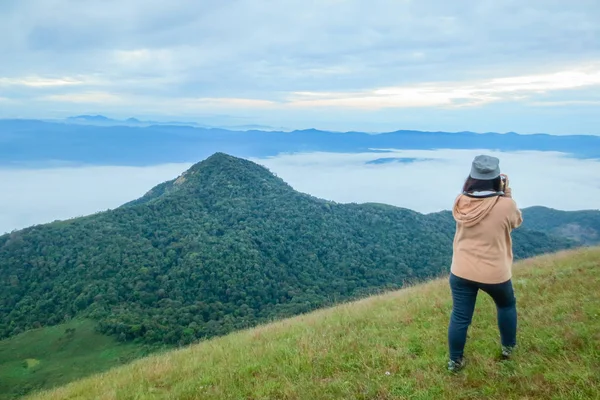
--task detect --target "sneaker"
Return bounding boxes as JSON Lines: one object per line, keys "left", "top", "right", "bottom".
{"left": 501, "top": 345, "right": 516, "bottom": 360}
{"left": 447, "top": 358, "right": 466, "bottom": 372}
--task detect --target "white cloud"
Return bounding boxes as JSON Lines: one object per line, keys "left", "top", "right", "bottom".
{"left": 113, "top": 49, "right": 173, "bottom": 66}
{"left": 529, "top": 100, "right": 600, "bottom": 107}
{"left": 20, "top": 64, "right": 600, "bottom": 114}
{"left": 4, "top": 60, "right": 595, "bottom": 127}
{"left": 287, "top": 65, "right": 600, "bottom": 109}
{"left": 0, "top": 163, "right": 191, "bottom": 234}
{"left": 1, "top": 150, "right": 599, "bottom": 234}
{"left": 254, "top": 150, "right": 600, "bottom": 213}
{"left": 179, "top": 97, "right": 278, "bottom": 109}
{"left": 0, "top": 76, "right": 85, "bottom": 87}
{"left": 36, "top": 92, "right": 278, "bottom": 110}
{"left": 40, "top": 91, "right": 125, "bottom": 104}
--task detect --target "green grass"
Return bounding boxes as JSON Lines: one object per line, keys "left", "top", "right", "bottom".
{"left": 27, "top": 248, "right": 600, "bottom": 399}
{"left": 0, "top": 319, "right": 154, "bottom": 399}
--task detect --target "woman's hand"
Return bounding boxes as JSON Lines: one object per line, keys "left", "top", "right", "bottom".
{"left": 500, "top": 174, "right": 511, "bottom": 197}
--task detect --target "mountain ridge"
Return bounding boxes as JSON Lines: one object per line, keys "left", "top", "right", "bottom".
{"left": 1, "top": 119, "right": 599, "bottom": 167}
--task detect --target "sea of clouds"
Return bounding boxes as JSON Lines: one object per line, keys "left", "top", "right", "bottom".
{"left": 1, "top": 149, "right": 599, "bottom": 234}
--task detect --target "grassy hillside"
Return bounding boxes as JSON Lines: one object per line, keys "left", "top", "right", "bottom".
{"left": 29, "top": 247, "right": 600, "bottom": 400}
{"left": 0, "top": 320, "right": 154, "bottom": 400}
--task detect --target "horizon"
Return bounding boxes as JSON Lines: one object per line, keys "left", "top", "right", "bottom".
{"left": 2, "top": 114, "right": 600, "bottom": 137}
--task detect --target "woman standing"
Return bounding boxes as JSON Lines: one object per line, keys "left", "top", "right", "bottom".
{"left": 447, "top": 155, "right": 523, "bottom": 372}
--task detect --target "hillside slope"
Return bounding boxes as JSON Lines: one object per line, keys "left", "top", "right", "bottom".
{"left": 30, "top": 247, "right": 600, "bottom": 400}
{"left": 0, "top": 320, "right": 152, "bottom": 400}
{"left": 520, "top": 206, "right": 600, "bottom": 245}
{"left": 0, "top": 153, "right": 576, "bottom": 347}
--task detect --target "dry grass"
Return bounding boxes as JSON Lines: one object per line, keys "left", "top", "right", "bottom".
{"left": 29, "top": 247, "right": 600, "bottom": 400}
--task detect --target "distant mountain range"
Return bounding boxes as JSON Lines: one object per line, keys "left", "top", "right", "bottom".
{"left": 1, "top": 118, "right": 599, "bottom": 167}
{"left": 63, "top": 114, "right": 209, "bottom": 128}
{"left": 1, "top": 153, "right": 597, "bottom": 347}
{"left": 62, "top": 115, "right": 284, "bottom": 132}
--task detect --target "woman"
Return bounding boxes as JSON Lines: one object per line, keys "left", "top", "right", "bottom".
{"left": 447, "top": 154, "right": 523, "bottom": 372}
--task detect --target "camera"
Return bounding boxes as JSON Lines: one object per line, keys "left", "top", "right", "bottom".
{"left": 499, "top": 174, "right": 508, "bottom": 192}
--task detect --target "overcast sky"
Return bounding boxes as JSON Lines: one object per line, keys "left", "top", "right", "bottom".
{"left": 1, "top": 149, "right": 599, "bottom": 234}
{"left": 1, "top": 0, "right": 599, "bottom": 133}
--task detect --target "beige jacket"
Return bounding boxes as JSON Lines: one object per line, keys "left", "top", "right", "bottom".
{"left": 451, "top": 189, "right": 523, "bottom": 284}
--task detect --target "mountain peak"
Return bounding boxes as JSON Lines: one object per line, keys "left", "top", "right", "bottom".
{"left": 129, "top": 153, "right": 292, "bottom": 206}
{"left": 184, "top": 152, "right": 292, "bottom": 191}
{"left": 201, "top": 151, "right": 239, "bottom": 164}
{"left": 185, "top": 152, "right": 266, "bottom": 175}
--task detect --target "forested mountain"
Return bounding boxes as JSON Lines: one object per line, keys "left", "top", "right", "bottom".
{"left": 520, "top": 206, "right": 600, "bottom": 245}
{"left": 0, "top": 153, "right": 578, "bottom": 346}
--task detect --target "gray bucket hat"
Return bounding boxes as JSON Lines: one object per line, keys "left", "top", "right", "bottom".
{"left": 470, "top": 155, "right": 501, "bottom": 180}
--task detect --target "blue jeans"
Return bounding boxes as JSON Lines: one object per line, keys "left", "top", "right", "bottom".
{"left": 448, "top": 273, "right": 517, "bottom": 361}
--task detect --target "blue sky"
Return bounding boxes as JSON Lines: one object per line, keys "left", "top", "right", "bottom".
{"left": 1, "top": 0, "right": 600, "bottom": 134}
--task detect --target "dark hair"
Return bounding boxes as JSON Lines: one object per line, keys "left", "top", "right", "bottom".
{"left": 463, "top": 176, "right": 502, "bottom": 193}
